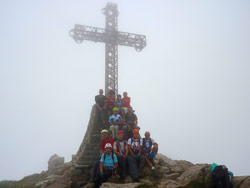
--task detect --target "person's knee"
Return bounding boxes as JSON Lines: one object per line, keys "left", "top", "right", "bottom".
{"left": 140, "top": 154, "right": 146, "bottom": 161}
{"left": 152, "top": 144, "right": 158, "bottom": 152}
{"left": 123, "top": 126, "right": 128, "bottom": 131}
{"left": 154, "top": 143, "right": 158, "bottom": 149}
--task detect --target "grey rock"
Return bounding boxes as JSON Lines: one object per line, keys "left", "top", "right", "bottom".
{"left": 157, "top": 154, "right": 177, "bottom": 167}
{"left": 232, "top": 176, "right": 250, "bottom": 188}
{"left": 48, "top": 154, "right": 64, "bottom": 172}
{"left": 177, "top": 164, "right": 211, "bottom": 187}
{"left": 158, "top": 166, "right": 170, "bottom": 174}
{"left": 100, "top": 182, "right": 142, "bottom": 188}
{"left": 163, "top": 173, "right": 180, "bottom": 180}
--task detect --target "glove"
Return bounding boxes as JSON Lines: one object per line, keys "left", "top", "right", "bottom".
{"left": 135, "top": 154, "right": 140, "bottom": 160}
{"left": 148, "top": 152, "right": 156, "bottom": 158}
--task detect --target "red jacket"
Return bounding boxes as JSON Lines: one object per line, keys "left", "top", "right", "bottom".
{"left": 100, "top": 137, "right": 114, "bottom": 152}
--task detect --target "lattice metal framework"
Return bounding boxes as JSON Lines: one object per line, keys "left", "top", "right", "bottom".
{"left": 70, "top": 3, "right": 146, "bottom": 96}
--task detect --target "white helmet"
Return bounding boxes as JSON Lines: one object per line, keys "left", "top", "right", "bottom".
{"left": 105, "top": 143, "right": 112, "bottom": 149}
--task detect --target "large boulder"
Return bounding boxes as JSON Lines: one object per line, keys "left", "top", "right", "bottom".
{"left": 48, "top": 154, "right": 65, "bottom": 175}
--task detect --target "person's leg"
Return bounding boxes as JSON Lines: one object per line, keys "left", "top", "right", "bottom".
{"left": 102, "top": 168, "right": 113, "bottom": 182}
{"left": 122, "top": 125, "right": 128, "bottom": 140}
{"left": 92, "top": 160, "right": 100, "bottom": 181}
{"left": 94, "top": 172, "right": 101, "bottom": 188}
{"left": 117, "top": 155, "right": 127, "bottom": 177}
{"left": 138, "top": 155, "right": 146, "bottom": 176}
{"left": 127, "top": 155, "right": 139, "bottom": 180}
{"left": 114, "top": 125, "right": 119, "bottom": 139}
{"left": 110, "top": 125, "right": 115, "bottom": 139}
{"left": 143, "top": 153, "right": 154, "bottom": 168}
{"left": 149, "top": 157, "right": 155, "bottom": 167}
{"left": 123, "top": 107, "right": 128, "bottom": 114}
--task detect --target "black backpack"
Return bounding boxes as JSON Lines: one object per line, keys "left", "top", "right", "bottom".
{"left": 103, "top": 152, "right": 114, "bottom": 163}
{"left": 142, "top": 138, "right": 152, "bottom": 153}
{"left": 211, "top": 165, "right": 233, "bottom": 188}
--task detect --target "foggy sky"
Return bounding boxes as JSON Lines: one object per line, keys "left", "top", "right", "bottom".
{"left": 0, "top": 0, "right": 250, "bottom": 181}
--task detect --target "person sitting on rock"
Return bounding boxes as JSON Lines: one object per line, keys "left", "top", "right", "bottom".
{"left": 109, "top": 107, "right": 122, "bottom": 140}
{"left": 142, "top": 131, "right": 158, "bottom": 170}
{"left": 94, "top": 143, "right": 118, "bottom": 188}
{"left": 123, "top": 107, "right": 139, "bottom": 139}
{"left": 113, "top": 130, "right": 128, "bottom": 179}
{"left": 100, "top": 129, "right": 114, "bottom": 154}
{"left": 122, "top": 91, "right": 131, "bottom": 114}
{"left": 127, "top": 129, "right": 146, "bottom": 181}
{"left": 106, "top": 90, "right": 115, "bottom": 116}
{"left": 92, "top": 129, "right": 115, "bottom": 182}
{"left": 115, "top": 94, "right": 124, "bottom": 116}
{"left": 95, "top": 89, "right": 107, "bottom": 129}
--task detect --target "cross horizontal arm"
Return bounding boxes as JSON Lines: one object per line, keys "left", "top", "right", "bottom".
{"left": 70, "top": 24, "right": 146, "bottom": 52}
{"left": 117, "top": 31, "right": 146, "bottom": 52}
{"left": 69, "top": 24, "right": 106, "bottom": 44}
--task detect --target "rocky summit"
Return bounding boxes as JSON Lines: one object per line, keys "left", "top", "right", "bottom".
{"left": 1, "top": 105, "right": 249, "bottom": 188}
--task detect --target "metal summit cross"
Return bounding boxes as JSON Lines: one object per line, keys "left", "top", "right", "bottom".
{"left": 69, "top": 2, "right": 146, "bottom": 96}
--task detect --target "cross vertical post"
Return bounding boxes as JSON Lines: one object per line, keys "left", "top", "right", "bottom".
{"left": 103, "top": 3, "right": 118, "bottom": 96}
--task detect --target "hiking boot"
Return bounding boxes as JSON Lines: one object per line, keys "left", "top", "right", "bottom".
{"left": 138, "top": 174, "right": 144, "bottom": 179}
{"left": 120, "top": 174, "right": 126, "bottom": 179}
{"left": 132, "top": 176, "right": 140, "bottom": 182}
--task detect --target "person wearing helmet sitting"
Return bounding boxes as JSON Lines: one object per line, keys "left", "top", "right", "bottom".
{"left": 100, "top": 129, "right": 114, "bottom": 154}
{"left": 142, "top": 131, "right": 158, "bottom": 170}
{"left": 123, "top": 107, "right": 138, "bottom": 139}
{"left": 113, "top": 130, "right": 128, "bottom": 179}
{"left": 127, "top": 129, "right": 146, "bottom": 182}
{"left": 109, "top": 107, "right": 122, "bottom": 140}
{"left": 94, "top": 143, "right": 118, "bottom": 188}
{"left": 92, "top": 129, "right": 114, "bottom": 182}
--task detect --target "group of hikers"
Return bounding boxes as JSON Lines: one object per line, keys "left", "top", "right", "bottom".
{"left": 93, "top": 89, "right": 234, "bottom": 188}
{"left": 93, "top": 89, "right": 158, "bottom": 188}
{"left": 95, "top": 89, "right": 140, "bottom": 140}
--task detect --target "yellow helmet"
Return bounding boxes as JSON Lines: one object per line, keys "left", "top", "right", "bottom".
{"left": 113, "top": 107, "right": 118, "bottom": 112}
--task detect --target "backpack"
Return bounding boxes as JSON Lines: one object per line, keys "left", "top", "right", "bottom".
{"left": 142, "top": 138, "right": 152, "bottom": 153}
{"left": 211, "top": 165, "right": 233, "bottom": 188}
{"left": 103, "top": 152, "right": 114, "bottom": 163}
{"left": 131, "top": 138, "right": 141, "bottom": 155}
{"left": 117, "top": 140, "right": 127, "bottom": 154}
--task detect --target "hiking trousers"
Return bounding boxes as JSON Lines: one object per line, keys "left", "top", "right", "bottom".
{"left": 94, "top": 168, "right": 113, "bottom": 188}
{"left": 117, "top": 154, "right": 127, "bottom": 176}
{"left": 92, "top": 160, "right": 100, "bottom": 181}
{"left": 127, "top": 155, "right": 145, "bottom": 178}
{"left": 110, "top": 124, "right": 119, "bottom": 139}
